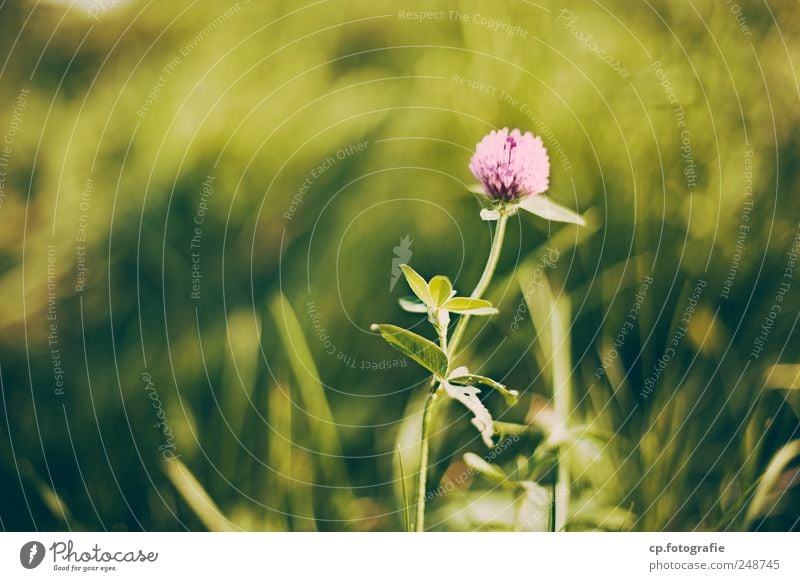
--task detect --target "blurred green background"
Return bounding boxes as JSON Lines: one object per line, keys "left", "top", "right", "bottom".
{"left": 0, "top": 0, "right": 798, "bottom": 531}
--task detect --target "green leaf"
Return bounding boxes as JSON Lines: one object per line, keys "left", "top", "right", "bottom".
{"left": 442, "top": 380, "right": 494, "bottom": 447}
{"left": 428, "top": 275, "right": 454, "bottom": 307}
{"left": 398, "top": 296, "right": 427, "bottom": 313}
{"left": 399, "top": 264, "right": 433, "bottom": 307}
{"left": 448, "top": 367, "right": 519, "bottom": 406}
{"left": 442, "top": 297, "right": 498, "bottom": 315}
{"left": 463, "top": 452, "right": 508, "bottom": 485}
{"left": 493, "top": 421, "right": 530, "bottom": 437}
{"left": 396, "top": 444, "right": 412, "bottom": 532}
{"left": 518, "top": 195, "right": 585, "bottom": 225}
{"left": 370, "top": 323, "right": 448, "bottom": 378}
{"left": 269, "top": 294, "right": 354, "bottom": 506}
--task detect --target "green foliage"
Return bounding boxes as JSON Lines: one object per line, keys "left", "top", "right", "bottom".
{"left": 399, "top": 264, "right": 434, "bottom": 308}
{"left": 463, "top": 452, "right": 508, "bottom": 485}
{"left": 370, "top": 323, "right": 449, "bottom": 379}
{"left": 374, "top": 259, "right": 510, "bottom": 452}
{"left": 479, "top": 190, "right": 586, "bottom": 226}
{"left": 517, "top": 195, "right": 586, "bottom": 226}
{"left": 447, "top": 366, "right": 519, "bottom": 406}
{"left": 428, "top": 276, "right": 454, "bottom": 307}
{"left": 440, "top": 297, "right": 498, "bottom": 316}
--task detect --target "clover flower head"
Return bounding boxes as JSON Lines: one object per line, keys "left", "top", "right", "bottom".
{"left": 469, "top": 128, "right": 550, "bottom": 202}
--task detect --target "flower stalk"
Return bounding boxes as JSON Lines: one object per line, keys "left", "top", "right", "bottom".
{"left": 415, "top": 386, "right": 437, "bottom": 532}
{"left": 414, "top": 213, "right": 509, "bottom": 531}
{"left": 447, "top": 213, "right": 508, "bottom": 358}
{"left": 372, "top": 127, "right": 584, "bottom": 532}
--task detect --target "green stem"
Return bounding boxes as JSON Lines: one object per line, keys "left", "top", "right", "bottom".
{"left": 447, "top": 214, "right": 508, "bottom": 358}
{"left": 437, "top": 322, "right": 448, "bottom": 353}
{"left": 414, "top": 213, "right": 509, "bottom": 532}
{"left": 415, "top": 386, "right": 437, "bottom": 532}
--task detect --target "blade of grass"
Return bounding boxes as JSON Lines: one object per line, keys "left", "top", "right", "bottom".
{"left": 265, "top": 376, "right": 318, "bottom": 531}
{"left": 22, "top": 461, "right": 72, "bottom": 526}
{"left": 265, "top": 377, "right": 291, "bottom": 530}
{"left": 268, "top": 293, "right": 355, "bottom": 514}
{"left": 521, "top": 271, "right": 572, "bottom": 531}
{"left": 221, "top": 310, "right": 261, "bottom": 479}
{"left": 394, "top": 389, "right": 426, "bottom": 531}
{"left": 164, "top": 458, "right": 237, "bottom": 532}
{"left": 744, "top": 439, "right": 800, "bottom": 528}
